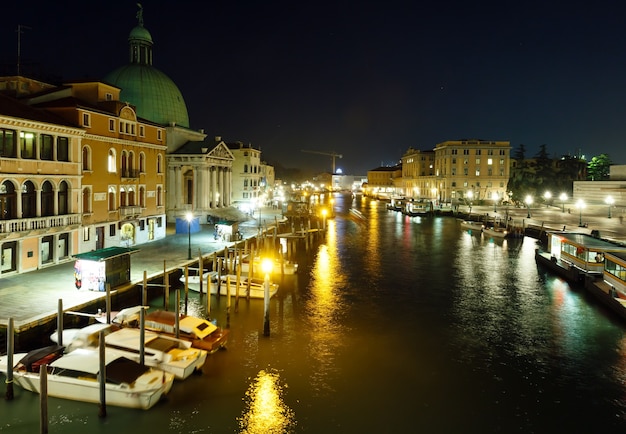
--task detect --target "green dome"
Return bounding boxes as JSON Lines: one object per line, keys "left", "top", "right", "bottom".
{"left": 129, "top": 25, "right": 152, "bottom": 43}
{"left": 105, "top": 64, "right": 190, "bottom": 128}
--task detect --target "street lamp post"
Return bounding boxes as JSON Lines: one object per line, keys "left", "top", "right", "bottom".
{"left": 492, "top": 192, "right": 498, "bottom": 213}
{"left": 185, "top": 212, "right": 192, "bottom": 260}
{"left": 606, "top": 196, "right": 614, "bottom": 218}
{"left": 467, "top": 191, "right": 473, "bottom": 215}
{"left": 576, "top": 199, "right": 585, "bottom": 227}
{"left": 261, "top": 258, "right": 273, "bottom": 336}
{"left": 559, "top": 193, "right": 567, "bottom": 213}
{"left": 525, "top": 195, "right": 533, "bottom": 218}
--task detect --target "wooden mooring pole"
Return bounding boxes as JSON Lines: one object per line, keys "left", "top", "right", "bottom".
{"left": 40, "top": 363, "right": 48, "bottom": 433}
{"left": 5, "top": 318, "right": 14, "bottom": 400}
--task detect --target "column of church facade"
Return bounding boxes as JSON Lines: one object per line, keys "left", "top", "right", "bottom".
{"left": 211, "top": 166, "right": 218, "bottom": 209}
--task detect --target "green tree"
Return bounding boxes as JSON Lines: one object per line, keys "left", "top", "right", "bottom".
{"left": 587, "top": 154, "right": 612, "bottom": 181}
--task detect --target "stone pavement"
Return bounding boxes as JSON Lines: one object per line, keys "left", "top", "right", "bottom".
{"left": 0, "top": 208, "right": 284, "bottom": 329}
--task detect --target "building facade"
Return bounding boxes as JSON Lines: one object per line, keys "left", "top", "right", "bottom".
{"left": 400, "top": 147, "right": 436, "bottom": 200}
{"left": 0, "top": 85, "right": 84, "bottom": 275}
{"left": 434, "top": 139, "right": 511, "bottom": 204}
{"left": 27, "top": 80, "right": 168, "bottom": 251}
{"left": 228, "top": 142, "right": 264, "bottom": 211}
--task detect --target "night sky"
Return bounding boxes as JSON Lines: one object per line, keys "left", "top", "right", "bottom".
{"left": 2, "top": 1, "right": 626, "bottom": 175}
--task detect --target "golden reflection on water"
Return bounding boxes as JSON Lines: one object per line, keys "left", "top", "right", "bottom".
{"left": 306, "top": 218, "right": 345, "bottom": 394}
{"left": 238, "top": 369, "right": 296, "bottom": 434}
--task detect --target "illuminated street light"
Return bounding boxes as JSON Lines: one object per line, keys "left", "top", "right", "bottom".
{"left": 576, "top": 199, "right": 585, "bottom": 226}
{"left": 185, "top": 212, "right": 193, "bottom": 260}
{"left": 559, "top": 193, "right": 568, "bottom": 213}
{"left": 525, "top": 195, "right": 533, "bottom": 218}
{"left": 606, "top": 196, "right": 614, "bottom": 218}
{"left": 321, "top": 208, "right": 328, "bottom": 230}
{"left": 544, "top": 191, "right": 551, "bottom": 208}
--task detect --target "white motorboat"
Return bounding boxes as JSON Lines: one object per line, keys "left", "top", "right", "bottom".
{"left": 459, "top": 220, "right": 484, "bottom": 232}
{"left": 482, "top": 226, "right": 508, "bottom": 238}
{"left": 0, "top": 345, "right": 174, "bottom": 410}
{"left": 144, "top": 310, "right": 229, "bottom": 354}
{"left": 180, "top": 272, "right": 279, "bottom": 299}
{"left": 51, "top": 323, "right": 207, "bottom": 380}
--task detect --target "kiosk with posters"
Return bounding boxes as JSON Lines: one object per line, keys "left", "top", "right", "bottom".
{"left": 73, "top": 247, "right": 139, "bottom": 291}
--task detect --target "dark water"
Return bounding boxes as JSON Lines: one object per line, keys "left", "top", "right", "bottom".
{"left": 2, "top": 194, "right": 626, "bottom": 433}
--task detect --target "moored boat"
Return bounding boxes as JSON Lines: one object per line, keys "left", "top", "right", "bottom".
{"left": 51, "top": 323, "right": 207, "bottom": 380}
{"left": 144, "top": 310, "right": 229, "bottom": 354}
{"left": 0, "top": 345, "right": 174, "bottom": 410}
{"left": 482, "top": 226, "right": 508, "bottom": 238}
{"left": 459, "top": 220, "right": 484, "bottom": 232}
{"left": 180, "top": 272, "right": 279, "bottom": 298}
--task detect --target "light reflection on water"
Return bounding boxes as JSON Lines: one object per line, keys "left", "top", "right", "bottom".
{"left": 238, "top": 369, "right": 296, "bottom": 434}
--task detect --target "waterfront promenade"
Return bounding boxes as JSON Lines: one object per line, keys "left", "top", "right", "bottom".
{"left": 1, "top": 201, "right": 625, "bottom": 329}
{"left": 0, "top": 209, "right": 285, "bottom": 329}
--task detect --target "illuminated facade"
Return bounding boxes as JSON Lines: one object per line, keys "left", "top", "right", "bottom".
{"left": 400, "top": 147, "right": 436, "bottom": 200}
{"left": 228, "top": 142, "right": 264, "bottom": 210}
{"left": 0, "top": 81, "right": 84, "bottom": 274}
{"left": 434, "top": 139, "right": 511, "bottom": 204}
{"left": 28, "top": 80, "right": 168, "bottom": 251}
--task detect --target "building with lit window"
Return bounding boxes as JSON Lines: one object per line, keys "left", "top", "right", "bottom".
{"left": 434, "top": 139, "right": 511, "bottom": 205}
{"left": 26, "top": 80, "right": 168, "bottom": 251}
{"left": 0, "top": 82, "right": 84, "bottom": 274}
{"left": 228, "top": 142, "right": 264, "bottom": 212}
{"left": 400, "top": 147, "right": 436, "bottom": 200}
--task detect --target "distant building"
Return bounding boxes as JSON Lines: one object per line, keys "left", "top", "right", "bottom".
{"left": 400, "top": 147, "right": 436, "bottom": 200}
{"left": 228, "top": 142, "right": 264, "bottom": 211}
{"left": 434, "top": 139, "right": 511, "bottom": 204}
{"left": 364, "top": 165, "right": 402, "bottom": 199}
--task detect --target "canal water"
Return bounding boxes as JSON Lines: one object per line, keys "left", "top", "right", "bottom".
{"left": 2, "top": 194, "right": 626, "bottom": 433}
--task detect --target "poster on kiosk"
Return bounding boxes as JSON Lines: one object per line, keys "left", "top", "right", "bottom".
{"left": 73, "top": 247, "right": 139, "bottom": 291}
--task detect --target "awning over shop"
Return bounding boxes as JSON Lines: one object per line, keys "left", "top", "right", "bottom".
{"left": 73, "top": 246, "right": 140, "bottom": 261}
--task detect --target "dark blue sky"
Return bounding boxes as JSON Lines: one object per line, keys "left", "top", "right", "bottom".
{"left": 2, "top": 1, "right": 626, "bottom": 175}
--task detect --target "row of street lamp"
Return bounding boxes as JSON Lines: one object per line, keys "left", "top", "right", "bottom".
{"left": 468, "top": 190, "right": 616, "bottom": 226}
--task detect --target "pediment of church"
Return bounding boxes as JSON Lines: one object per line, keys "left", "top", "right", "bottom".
{"left": 208, "top": 142, "right": 234, "bottom": 160}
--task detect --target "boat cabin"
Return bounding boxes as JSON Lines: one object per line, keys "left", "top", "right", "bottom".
{"left": 545, "top": 231, "right": 626, "bottom": 275}
{"left": 601, "top": 251, "right": 626, "bottom": 300}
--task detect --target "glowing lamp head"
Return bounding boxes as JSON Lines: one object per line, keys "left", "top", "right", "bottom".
{"left": 261, "top": 258, "right": 273, "bottom": 274}
{"left": 186, "top": 212, "right": 193, "bottom": 222}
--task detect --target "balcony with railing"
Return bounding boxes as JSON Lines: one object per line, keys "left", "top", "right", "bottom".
{"left": 121, "top": 169, "right": 140, "bottom": 180}
{"left": 120, "top": 206, "right": 143, "bottom": 218}
{"left": 0, "top": 214, "right": 82, "bottom": 238}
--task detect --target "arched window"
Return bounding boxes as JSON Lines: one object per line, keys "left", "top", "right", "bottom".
{"left": 0, "top": 180, "right": 17, "bottom": 220}
{"left": 82, "top": 187, "right": 91, "bottom": 213}
{"left": 129, "top": 151, "right": 135, "bottom": 174}
{"left": 108, "top": 149, "right": 117, "bottom": 173}
{"left": 41, "top": 181, "right": 54, "bottom": 216}
{"left": 121, "top": 150, "right": 128, "bottom": 177}
{"left": 22, "top": 181, "right": 36, "bottom": 218}
{"left": 139, "top": 152, "right": 146, "bottom": 173}
{"left": 157, "top": 154, "right": 163, "bottom": 173}
{"left": 139, "top": 186, "right": 145, "bottom": 208}
{"left": 120, "top": 187, "right": 127, "bottom": 207}
{"left": 157, "top": 186, "right": 163, "bottom": 206}
{"left": 82, "top": 146, "right": 91, "bottom": 171}
{"left": 108, "top": 186, "right": 116, "bottom": 211}
{"left": 58, "top": 181, "right": 69, "bottom": 215}
{"left": 128, "top": 188, "right": 135, "bottom": 206}
{"left": 244, "top": 164, "right": 248, "bottom": 173}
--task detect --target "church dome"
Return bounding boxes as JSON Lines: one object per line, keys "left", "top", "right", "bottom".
{"left": 104, "top": 12, "right": 189, "bottom": 128}
{"left": 105, "top": 64, "right": 189, "bottom": 128}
